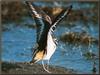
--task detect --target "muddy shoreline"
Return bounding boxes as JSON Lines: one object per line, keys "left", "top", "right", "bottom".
{"left": 1, "top": 62, "right": 76, "bottom": 74}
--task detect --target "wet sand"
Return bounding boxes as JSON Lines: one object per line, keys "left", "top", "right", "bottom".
{"left": 1, "top": 62, "right": 76, "bottom": 74}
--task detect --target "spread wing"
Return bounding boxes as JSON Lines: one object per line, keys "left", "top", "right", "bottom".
{"left": 26, "top": 2, "right": 72, "bottom": 63}
{"left": 26, "top": 1, "right": 52, "bottom": 44}
{"left": 52, "top": 5, "right": 72, "bottom": 28}
{"left": 47, "top": 5, "right": 72, "bottom": 47}
{"left": 49, "top": 5, "right": 72, "bottom": 34}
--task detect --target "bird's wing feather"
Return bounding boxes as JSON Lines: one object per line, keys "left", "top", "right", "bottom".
{"left": 26, "top": 1, "right": 52, "bottom": 43}
{"left": 47, "top": 5, "right": 72, "bottom": 47}
{"left": 49, "top": 5, "right": 72, "bottom": 34}
{"left": 51, "top": 5, "right": 72, "bottom": 31}
{"left": 26, "top": 2, "right": 53, "bottom": 62}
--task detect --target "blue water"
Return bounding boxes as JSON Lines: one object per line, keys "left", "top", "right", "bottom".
{"left": 2, "top": 20, "right": 99, "bottom": 74}
{"left": 2, "top": 2, "right": 99, "bottom": 74}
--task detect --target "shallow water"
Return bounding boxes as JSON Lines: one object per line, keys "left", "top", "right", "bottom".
{"left": 2, "top": 2, "right": 99, "bottom": 74}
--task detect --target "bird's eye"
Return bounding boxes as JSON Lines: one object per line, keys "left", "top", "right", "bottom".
{"left": 52, "top": 26, "right": 56, "bottom": 30}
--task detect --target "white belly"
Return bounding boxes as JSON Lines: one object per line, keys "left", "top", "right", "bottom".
{"left": 43, "top": 33, "right": 56, "bottom": 60}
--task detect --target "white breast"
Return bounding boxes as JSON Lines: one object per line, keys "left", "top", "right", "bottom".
{"left": 43, "top": 32, "right": 56, "bottom": 60}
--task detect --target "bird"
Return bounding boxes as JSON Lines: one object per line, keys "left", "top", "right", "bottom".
{"left": 26, "top": 1, "right": 72, "bottom": 73}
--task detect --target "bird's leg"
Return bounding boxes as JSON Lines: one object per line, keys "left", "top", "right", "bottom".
{"left": 42, "top": 60, "right": 51, "bottom": 73}
{"left": 47, "top": 60, "right": 50, "bottom": 71}
{"left": 46, "top": 60, "right": 51, "bottom": 73}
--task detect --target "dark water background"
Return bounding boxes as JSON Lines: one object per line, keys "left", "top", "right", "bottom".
{"left": 2, "top": 1, "right": 99, "bottom": 74}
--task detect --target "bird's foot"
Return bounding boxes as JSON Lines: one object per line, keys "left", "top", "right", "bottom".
{"left": 42, "top": 60, "right": 52, "bottom": 73}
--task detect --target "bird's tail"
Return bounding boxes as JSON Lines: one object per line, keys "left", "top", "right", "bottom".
{"left": 30, "top": 48, "right": 45, "bottom": 64}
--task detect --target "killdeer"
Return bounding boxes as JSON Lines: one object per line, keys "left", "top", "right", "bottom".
{"left": 26, "top": 1, "right": 72, "bottom": 73}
